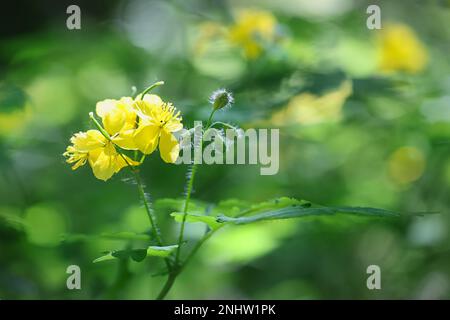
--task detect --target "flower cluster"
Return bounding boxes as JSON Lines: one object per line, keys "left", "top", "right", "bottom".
{"left": 64, "top": 90, "right": 183, "bottom": 181}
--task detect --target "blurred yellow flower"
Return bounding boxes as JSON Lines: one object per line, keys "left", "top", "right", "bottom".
{"left": 387, "top": 146, "right": 426, "bottom": 185}
{"left": 228, "top": 9, "right": 277, "bottom": 59}
{"left": 378, "top": 24, "right": 428, "bottom": 73}
{"left": 133, "top": 94, "right": 183, "bottom": 163}
{"left": 64, "top": 97, "right": 139, "bottom": 181}
{"left": 271, "top": 80, "right": 353, "bottom": 126}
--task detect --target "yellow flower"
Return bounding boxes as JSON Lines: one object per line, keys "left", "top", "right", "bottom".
{"left": 378, "top": 24, "right": 428, "bottom": 73}
{"left": 133, "top": 94, "right": 183, "bottom": 163}
{"left": 228, "top": 9, "right": 277, "bottom": 59}
{"left": 64, "top": 97, "right": 139, "bottom": 181}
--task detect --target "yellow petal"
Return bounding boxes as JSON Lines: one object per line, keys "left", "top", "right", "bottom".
{"left": 104, "top": 110, "right": 126, "bottom": 136}
{"left": 114, "top": 153, "right": 140, "bottom": 172}
{"left": 134, "top": 125, "right": 160, "bottom": 154}
{"left": 118, "top": 97, "right": 138, "bottom": 131}
{"left": 143, "top": 94, "right": 163, "bottom": 107}
{"left": 70, "top": 130, "right": 106, "bottom": 152}
{"left": 113, "top": 129, "right": 138, "bottom": 150}
{"left": 133, "top": 94, "right": 163, "bottom": 119}
{"left": 88, "top": 143, "right": 117, "bottom": 181}
{"left": 164, "top": 120, "right": 183, "bottom": 132}
{"left": 96, "top": 99, "right": 116, "bottom": 118}
{"left": 159, "top": 129, "right": 179, "bottom": 163}
{"left": 96, "top": 98, "right": 137, "bottom": 136}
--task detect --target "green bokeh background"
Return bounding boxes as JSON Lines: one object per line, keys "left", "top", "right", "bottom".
{"left": 1, "top": 0, "right": 449, "bottom": 299}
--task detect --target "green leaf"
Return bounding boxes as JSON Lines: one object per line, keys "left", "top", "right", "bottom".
{"left": 217, "top": 206, "right": 400, "bottom": 225}
{"left": 93, "top": 245, "right": 178, "bottom": 263}
{"left": 248, "top": 197, "right": 310, "bottom": 212}
{"left": 212, "top": 199, "right": 251, "bottom": 216}
{"left": 146, "top": 245, "right": 179, "bottom": 257}
{"left": 0, "top": 209, "right": 26, "bottom": 230}
{"left": 100, "top": 232, "right": 151, "bottom": 241}
{"left": 170, "top": 212, "right": 222, "bottom": 230}
{"left": 130, "top": 249, "right": 147, "bottom": 262}
{"left": 62, "top": 231, "right": 151, "bottom": 243}
{"left": 0, "top": 83, "right": 27, "bottom": 113}
{"left": 155, "top": 198, "right": 207, "bottom": 214}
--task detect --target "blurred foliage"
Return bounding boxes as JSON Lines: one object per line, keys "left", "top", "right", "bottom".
{"left": 1, "top": 0, "right": 449, "bottom": 299}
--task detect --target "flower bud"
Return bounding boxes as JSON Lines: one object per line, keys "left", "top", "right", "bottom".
{"left": 209, "top": 88, "right": 234, "bottom": 110}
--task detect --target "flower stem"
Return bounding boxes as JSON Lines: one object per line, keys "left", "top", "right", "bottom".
{"left": 206, "top": 109, "right": 217, "bottom": 128}
{"left": 156, "top": 273, "right": 177, "bottom": 300}
{"left": 175, "top": 163, "right": 197, "bottom": 263}
{"left": 120, "top": 154, "right": 173, "bottom": 273}
{"left": 89, "top": 112, "right": 111, "bottom": 140}
{"left": 139, "top": 81, "right": 165, "bottom": 100}
{"left": 131, "top": 167, "right": 164, "bottom": 246}
{"left": 155, "top": 109, "right": 216, "bottom": 300}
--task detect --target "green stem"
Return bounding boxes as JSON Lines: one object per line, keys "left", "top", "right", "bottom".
{"left": 121, "top": 156, "right": 173, "bottom": 275}
{"left": 155, "top": 108, "right": 217, "bottom": 300}
{"left": 130, "top": 166, "right": 164, "bottom": 246}
{"left": 206, "top": 109, "right": 216, "bottom": 128}
{"left": 175, "top": 163, "right": 198, "bottom": 264}
{"left": 89, "top": 112, "right": 111, "bottom": 140}
{"left": 139, "top": 81, "right": 165, "bottom": 100}
{"left": 156, "top": 273, "right": 177, "bottom": 300}
{"left": 178, "top": 227, "right": 216, "bottom": 272}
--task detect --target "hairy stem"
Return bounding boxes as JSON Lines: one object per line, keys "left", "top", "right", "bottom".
{"left": 175, "top": 163, "right": 198, "bottom": 263}
{"left": 131, "top": 168, "right": 164, "bottom": 246}
{"left": 119, "top": 154, "right": 173, "bottom": 273}
{"left": 156, "top": 109, "right": 217, "bottom": 299}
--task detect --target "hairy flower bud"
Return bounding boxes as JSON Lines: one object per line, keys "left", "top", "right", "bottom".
{"left": 209, "top": 88, "right": 234, "bottom": 110}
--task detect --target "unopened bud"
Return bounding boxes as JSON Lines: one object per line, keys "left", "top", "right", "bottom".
{"left": 209, "top": 88, "right": 234, "bottom": 110}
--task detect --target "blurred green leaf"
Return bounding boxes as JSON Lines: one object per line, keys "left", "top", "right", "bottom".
{"left": 0, "top": 207, "right": 26, "bottom": 231}
{"left": 62, "top": 232, "right": 151, "bottom": 243}
{"left": 93, "top": 245, "right": 178, "bottom": 263}
{"left": 242, "top": 197, "right": 312, "bottom": 216}
{"left": 0, "top": 82, "right": 27, "bottom": 112}
{"left": 155, "top": 198, "right": 207, "bottom": 214}
{"left": 170, "top": 212, "right": 221, "bottom": 230}
{"left": 212, "top": 199, "right": 251, "bottom": 216}
{"left": 100, "top": 232, "right": 151, "bottom": 241}
{"left": 217, "top": 206, "right": 400, "bottom": 225}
